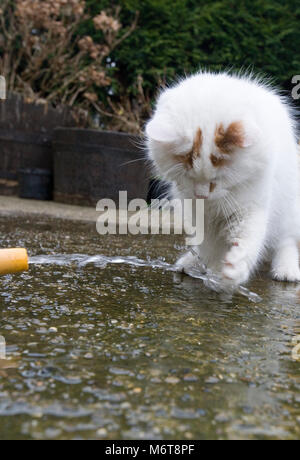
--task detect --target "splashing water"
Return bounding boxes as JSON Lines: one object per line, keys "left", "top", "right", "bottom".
{"left": 30, "top": 251, "right": 262, "bottom": 303}
{"left": 185, "top": 249, "right": 262, "bottom": 302}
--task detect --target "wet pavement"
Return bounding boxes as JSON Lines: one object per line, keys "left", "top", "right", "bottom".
{"left": 0, "top": 215, "right": 299, "bottom": 440}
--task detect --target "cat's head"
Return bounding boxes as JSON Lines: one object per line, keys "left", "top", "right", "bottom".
{"left": 146, "top": 90, "right": 261, "bottom": 201}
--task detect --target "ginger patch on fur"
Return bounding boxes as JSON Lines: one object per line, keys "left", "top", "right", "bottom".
{"left": 175, "top": 127, "right": 202, "bottom": 169}
{"left": 215, "top": 121, "right": 245, "bottom": 154}
{"left": 192, "top": 127, "right": 203, "bottom": 159}
{"left": 209, "top": 182, "right": 216, "bottom": 193}
{"left": 175, "top": 153, "right": 194, "bottom": 169}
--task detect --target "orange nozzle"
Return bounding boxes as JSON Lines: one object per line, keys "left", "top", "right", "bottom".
{"left": 0, "top": 248, "right": 29, "bottom": 275}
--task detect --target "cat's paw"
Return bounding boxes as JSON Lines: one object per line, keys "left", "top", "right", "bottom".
{"left": 271, "top": 266, "right": 300, "bottom": 283}
{"left": 222, "top": 243, "right": 250, "bottom": 286}
{"left": 175, "top": 251, "right": 203, "bottom": 274}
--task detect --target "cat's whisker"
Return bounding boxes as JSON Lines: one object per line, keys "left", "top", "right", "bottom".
{"left": 120, "top": 157, "right": 149, "bottom": 167}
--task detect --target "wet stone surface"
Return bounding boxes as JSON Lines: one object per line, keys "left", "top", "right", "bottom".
{"left": 0, "top": 215, "right": 299, "bottom": 440}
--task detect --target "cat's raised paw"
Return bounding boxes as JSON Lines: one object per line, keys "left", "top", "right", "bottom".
{"left": 222, "top": 245, "right": 250, "bottom": 286}
{"left": 175, "top": 251, "right": 204, "bottom": 274}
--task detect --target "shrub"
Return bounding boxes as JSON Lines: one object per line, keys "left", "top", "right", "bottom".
{"left": 1, "top": 0, "right": 299, "bottom": 133}
{"left": 0, "top": 0, "right": 138, "bottom": 128}
{"left": 87, "top": 0, "right": 300, "bottom": 128}
{"left": 112, "top": 0, "right": 300, "bottom": 102}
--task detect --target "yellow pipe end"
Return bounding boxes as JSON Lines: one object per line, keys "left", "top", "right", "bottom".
{"left": 0, "top": 248, "right": 29, "bottom": 275}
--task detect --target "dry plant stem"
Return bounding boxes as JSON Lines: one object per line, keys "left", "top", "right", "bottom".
{"left": 0, "top": 1, "right": 142, "bottom": 131}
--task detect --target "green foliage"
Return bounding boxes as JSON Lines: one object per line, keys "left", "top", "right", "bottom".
{"left": 5, "top": 0, "right": 298, "bottom": 131}
{"left": 86, "top": 0, "right": 300, "bottom": 103}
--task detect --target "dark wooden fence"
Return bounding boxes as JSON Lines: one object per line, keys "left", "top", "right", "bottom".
{"left": 0, "top": 93, "right": 149, "bottom": 205}
{"left": 54, "top": 128, "right": 148, "bottom": 206}
{"left": 0, "top": 92, "right": 77, "bottom": 196}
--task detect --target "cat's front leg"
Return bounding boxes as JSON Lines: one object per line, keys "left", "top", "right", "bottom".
{"left": 222, "top": 242, "right": 253, "bottom": 286}
{"left": 221, "top": 207, "right": 267, "bottom": 287}
{"left": 271, "top": 238, "right": 300, "bottom": 282}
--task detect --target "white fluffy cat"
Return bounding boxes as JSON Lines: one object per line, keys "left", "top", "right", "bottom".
{"left": 146, "top": 71, "right": 300, "bottom": 289}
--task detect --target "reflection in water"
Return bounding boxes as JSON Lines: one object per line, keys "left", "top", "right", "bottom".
{"left": 0, "top": 216, "right": 299, "bottom": 440}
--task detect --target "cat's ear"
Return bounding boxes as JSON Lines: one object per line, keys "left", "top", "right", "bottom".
{"left": 146, "top": 117, "right": 177, "bottom": 143}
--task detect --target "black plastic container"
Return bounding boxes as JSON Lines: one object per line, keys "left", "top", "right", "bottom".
{"left": 18, "top": 168, "right": 53, "bottom": 200}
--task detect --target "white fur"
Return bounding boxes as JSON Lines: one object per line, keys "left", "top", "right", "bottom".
{"left": 146, "top": 71, "right": 300, "bottom": 288}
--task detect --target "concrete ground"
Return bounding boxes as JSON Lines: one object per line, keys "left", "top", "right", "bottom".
{"left": 0, "top": 196, "right": 184, "bottom": 233}
{"left": 0, "top": 195, "right": 98, "bottom": 222}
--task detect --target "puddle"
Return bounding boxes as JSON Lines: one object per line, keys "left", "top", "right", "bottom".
{"left": 0, "top": 216, "right": 299, "bottom": 440}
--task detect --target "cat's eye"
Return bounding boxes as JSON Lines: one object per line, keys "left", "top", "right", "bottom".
{"left": 174, "top": 151, "right": 194, "bottom": 169}
{"left": 210, "top": 154, "right": 226, "bottom": 168}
